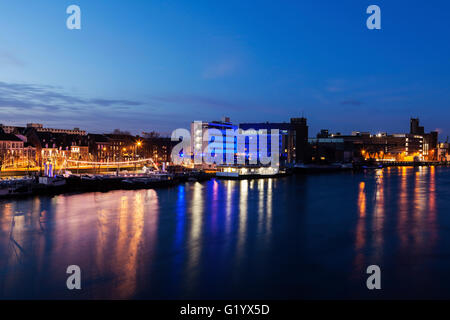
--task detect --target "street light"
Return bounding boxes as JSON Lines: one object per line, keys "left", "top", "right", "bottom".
{"left": 134, "top": 141, "right": 142, "bottom": 172}
{"left": 135, "top": 141, "right": 142, "bottom": 158}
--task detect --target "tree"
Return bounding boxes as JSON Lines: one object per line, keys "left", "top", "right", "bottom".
{"left": 143, "top": 131, "right": 160, "bottom": 138}
{"left": 112, "top": 129, "right": 131, "bottom": 135}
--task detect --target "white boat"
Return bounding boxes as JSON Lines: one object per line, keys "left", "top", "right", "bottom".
{"left": 216, "top": 171, "right": 240, "bottom": 178}
{"left": 216, "top": 166, "right": 280, "bottom": 179}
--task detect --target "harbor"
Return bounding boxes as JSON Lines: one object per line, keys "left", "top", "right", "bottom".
{"left": 2, "top": 166, "right": 449, "bottom": 299}
{"left": 0, "top": 171, "right": 207, "bottom": 199}
{"left": 2, "top": 160, "right": 449, "bottom": 200}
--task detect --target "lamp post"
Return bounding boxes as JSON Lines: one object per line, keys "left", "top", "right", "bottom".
{"left": 134, "top": 141, "right": 142, "bottom": 172}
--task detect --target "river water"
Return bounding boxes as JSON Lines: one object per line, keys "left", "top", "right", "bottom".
{"left": 1, "top": 166, "right": 450, "bottom": 299}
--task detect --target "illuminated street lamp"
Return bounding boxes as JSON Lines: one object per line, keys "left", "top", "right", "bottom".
{"left": 134, "top": 140, "right": 143, "bottom": 171}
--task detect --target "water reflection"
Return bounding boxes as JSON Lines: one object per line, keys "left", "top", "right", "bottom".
{"left": 355, "top": 182, "right": 366, "bottom": 271}
{"left": 0, "top": 168, "right": 448, "bottom": 299}
{"left": 237, "top": 180, "right": 248, "bottom": 263}
{"left": 266, "top": 179, "right": 273, "bottom": 236}
{"left": 358, "top": 182, "right": 366, "bottom": 218}
{"left": 175, "top": 185, "right": 186, "bottom": 249}
{"left": 428, "top": 167, "right": 438, "bottom": 246}
{"left": 225, "top": 180, "right": 233, "bottom": 235}
{"left": 355, "top": 166, "right": 440, "bottom": 281}
{"left": 186, "top": 182, "right": 203, "bottom": 291}
{"left": 372, "top": 169, "right": 384, "bottom": 261}
{"left": 211, "top": 180, "right": 219, "bottom": 233}
{"left": 258, "top": 179, "right": 265, "bottom": 234}
{"left": 398, "top": 167, "right": 409, "bottom": 247}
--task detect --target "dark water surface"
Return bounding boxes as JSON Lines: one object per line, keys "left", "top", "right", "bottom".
{"left": 1, "top": 167, "right": 450, "bottom": 299}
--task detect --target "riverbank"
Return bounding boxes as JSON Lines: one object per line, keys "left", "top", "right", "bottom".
{"left": 0, "top": 172, "right": 213, "bottom": 200}
{"left": 0, "top": 164, "right": 145, "bottom": 178}
{"left": 1, "top": 162, "right": 449, "bottom": 200}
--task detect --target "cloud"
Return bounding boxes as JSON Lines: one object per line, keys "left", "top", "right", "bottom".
{"left": 89, "top": 99, "right": 143, "bottom": 107}
{"left": 202, "top": 60, "right": 238, "bottom": 79}
{"left": 0, "top": 81, "right": 145, "bottom": 125}
{"left": 0, "top": 81, "right": 143, "bottom": 109}
{"left": 0, "top": 80, "right": 252, "bottom": 133}
{"left": 0, "top": 81, "right": 286, "bottom": 134}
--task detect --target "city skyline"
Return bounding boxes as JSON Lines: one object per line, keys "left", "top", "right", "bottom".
{"left": 3, "top": 1, "right": 450, "bottom": 304}
{"left": 0, "top": 1, "right": 449, "bottom": 136}
{"left": 0, "top": 115, "right": 442, "bottom": 139}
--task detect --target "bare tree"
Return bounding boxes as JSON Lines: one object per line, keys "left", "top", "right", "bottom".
{"left": 112, "top": 129, "right": 131, "bottom": 135}
{"left": 142, "top": 131, "right": 160, "bottom": 138}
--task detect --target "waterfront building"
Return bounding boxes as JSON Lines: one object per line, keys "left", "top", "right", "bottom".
{"left": 409, "top": 118, "right": 438, "bottom": 160}
{"left": 410, "top": 118, "right": 425, "bottom": 135}
{"left": 353, "top": 133, "right": 424, "bottom": 161}
{"left": 88, "top": 134, "right": 113, "bottom": 162}
{"left": 141, "top": 135, "right": 176, "bottom": 164}
{"left": 0, "top": 129, "right": 38, "bottom": 169}
{"left": 239, "top": 117, "right": 309, "bottom": 164}
{"left": 190, "top": 117, "right": 289, "bottom": 169}
{"left": 307, "top": 118, "right": 440, "bottom": 163}
{"left": 190, "top": 117, "right": 238, "bottom": 169}
{"left": 437, "top": 142, "right": 450, "bottom": 161}
{"left": 104, "top": 133, "right": 139, "bottom": 161}
{"left": 0, "top": 130, "right": 25, "bottom": 169}
{"left": 308, "top": 136, "right": 353, "bottom": 163}
{"left": 309, "top": 131, "right": 426, "bottom": 163}
{"left": 238, "top": 122, "right": 291, "bottom": 165}
{"left": 291, "top": 117, "right": 309, "bottom": 163}
{"left": 25, "top": 130, "right": 90, "bottom": 169}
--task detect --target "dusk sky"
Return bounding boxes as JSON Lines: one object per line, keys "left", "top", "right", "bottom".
{"left": 0, "top": 1, "right": 449, "bottom": 137}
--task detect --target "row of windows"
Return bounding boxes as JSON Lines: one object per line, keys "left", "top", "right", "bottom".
{"left": 0, "top": 142, "right": 24, "bottom": 148}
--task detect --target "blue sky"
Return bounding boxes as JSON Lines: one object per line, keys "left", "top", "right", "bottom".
{"left": 0, "top": 0, "right": 449, "bottom": 137}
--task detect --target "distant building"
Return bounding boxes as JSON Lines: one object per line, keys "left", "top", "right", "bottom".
{"left": 290, "top": 117, "right": 309, "bottom": 164}
{"left": 308, "top": 118, "right": 437, "bottom": 163}
{"left": 317, "top": 129, "right": 330, "bottom": 138}
{"left": 0, "top": 129, "right": 37, "bottom": 169}
{"left": 240, "top": 117, "right": 309, "bottom": 164}
{"left": 308, "top": 136, "right": 353, "bottom": 163}
{"left": 0, "top": 130, "right": 25, "bottom": 168}
{"left": 239, "top": 122, "right": 291, "bottom": 164}
{"left": 190, "top": 118, "right": 238, "bottom": 169}
{"left": 0, "top": 123, "right": 86, "bottom": 136}
{"left": 104, "top": 133, "right": 138, "bottom": 161}
{"left": 410, "top": 118, "right": 425, "bottom": 135}
{"left": 88, "top": 134, "right": 112, "bottom": 162}
{"left": 25, "top": 130, "right": 89, "bottom": 169}
{"left": 438, "top": 142, "right": 450, "bottom": 161}
{"left": 409, "top": 118, "right": 438, "bottom": 160}
{"left": 142, "top": 136, "right": 176, "bottom": 164}
{"left": 26, "top": 123, "right": 87, "bottom": 135}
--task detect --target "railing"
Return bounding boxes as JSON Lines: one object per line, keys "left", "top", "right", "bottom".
{"left": 66, "top": 158, "right": 159, "bottom": 170}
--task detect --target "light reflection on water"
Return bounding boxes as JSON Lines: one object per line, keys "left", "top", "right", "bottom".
{"left": 1, "top": 167, "right": 450, "bottom": 299}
